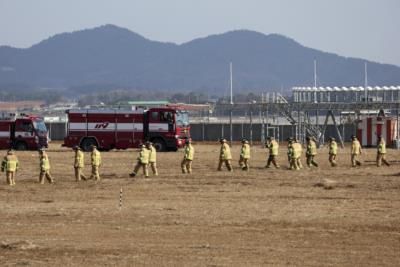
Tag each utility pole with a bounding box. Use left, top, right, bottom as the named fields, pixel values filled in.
left=229, top=62, right=233, bottom=145
left=314, top=59, right=317, bottom=103
left=364, top=62, right=368, bottom=103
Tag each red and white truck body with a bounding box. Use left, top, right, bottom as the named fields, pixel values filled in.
left=63, top=108, right=190, bottom=151
left=0, top=113, right=49, bottom=150
left=357, top=116, right=397, bottom=146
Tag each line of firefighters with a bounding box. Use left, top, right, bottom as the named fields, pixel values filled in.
left=1, top=135, right=391, bottom=186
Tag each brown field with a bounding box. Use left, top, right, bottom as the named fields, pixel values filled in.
left=1, top=142, right=400, bottom=266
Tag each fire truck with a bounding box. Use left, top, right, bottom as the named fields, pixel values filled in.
left=63, top=107, right=190, bottom=151
left=0, top=113, right=49, bottom=150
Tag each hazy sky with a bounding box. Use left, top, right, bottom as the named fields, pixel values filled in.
left=1, top=0, right=399, bottom=66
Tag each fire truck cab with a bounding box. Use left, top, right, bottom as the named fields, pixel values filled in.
left=0, top=113, right=49, bottom=150
left=63, top=107, right=190, bottom=151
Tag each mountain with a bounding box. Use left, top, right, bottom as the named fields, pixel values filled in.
left=1, top=24, right=399, bottom=94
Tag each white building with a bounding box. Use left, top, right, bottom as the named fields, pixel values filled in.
left=292, top=86, right=400, bottom=103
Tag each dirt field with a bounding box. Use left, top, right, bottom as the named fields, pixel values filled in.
left=1, top=142, right=400, bottom=266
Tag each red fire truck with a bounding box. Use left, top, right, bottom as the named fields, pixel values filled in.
left=63, top=107, right=190, bottom=151
left=0, top=113, right=49, bottom=150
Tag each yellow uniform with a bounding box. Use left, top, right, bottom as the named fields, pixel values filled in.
left=266, top=139, right=280, bottom=168
left=181, top=143, right=194, bottom=174
left=39, top=151, right=54, bottom=184
left=1, top=151, right=18, bottom=186
left=287, top=142, right=296, bottom=170
left=131, top=146, right=150, bottom=177
left=90, top=147, right=101, bottom=180
left=291, top=142, right=302, bottom=170
left=218, top=141, right=233, bottom=171
left=351, top=138, right=362, bottom=167
left=377, top=138, right=390, bottom=167
left=74, top=148, right=87, bottom=181
left=147, top=145, right=158, bottom=176
left=328, top=140, right=338, bottom=167
left=239, top=142, right=250, bottom=170
left=306, top=139, right=318, bottom=168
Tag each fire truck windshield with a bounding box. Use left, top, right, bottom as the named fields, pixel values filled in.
left=33, top=120, right=47, bottom=132
left=176, top=111, right=189, bottom=126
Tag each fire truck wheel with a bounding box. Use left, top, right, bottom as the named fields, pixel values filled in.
left=81, top=138, right=98, bottom=152
left=152, top=138, right=166, bottom=152
left=15, top=142, right=28, bottom=151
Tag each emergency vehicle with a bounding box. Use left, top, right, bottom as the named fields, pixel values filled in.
left=357, top=115, right=397, bottom=147
left=0, top=113, right=49, bottom=150
left=63, top=107, right=190, bottom=151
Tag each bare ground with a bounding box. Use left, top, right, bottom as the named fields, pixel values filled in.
left=1, top=142, right=400, bottom=266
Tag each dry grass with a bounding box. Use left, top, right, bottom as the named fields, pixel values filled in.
left=1, top=142, right=400, bottom=266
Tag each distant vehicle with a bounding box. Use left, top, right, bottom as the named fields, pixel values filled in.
left=0, top=113, right=49, bottom=150
left=63, top=107, right=190, bottom=151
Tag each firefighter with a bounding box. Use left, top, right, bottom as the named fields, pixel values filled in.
left=89, top=145, right=101, bottom=180
left=1, top=150, right=18, bottom=186
left=377, top=136, right=390, bottom=167
left=306, top=136, right=318, bottom=168
left=293, top=138, right=303, bottom=169
left=218, top=138, right=233, bottom=172
left=146, top=141, right=158, bottom=176
left=38, top=149, right=54, bottom=184
left=265, top=136, right=280, bottom=168
left=287, top=138, right=299, bottom=170
left=181, top=138, right=194, bottom=174
left=287, top=137, right=293, bottom=168
left=73, top=146, right=87, bottom=181
left=238, top=138, right=250, bottom=171
left=130, top=144, right=150, bottom=178
left=328, top=137, right=338, bottom=167
left=350, top=135, right=362, bottom=167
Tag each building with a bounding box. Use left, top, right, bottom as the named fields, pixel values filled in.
left=293, top=86, right=400, bottom=103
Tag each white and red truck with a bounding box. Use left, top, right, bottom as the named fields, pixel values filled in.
left=0, top=113, right=49, bottom=150
left=63, top=107, right=190, bottom=151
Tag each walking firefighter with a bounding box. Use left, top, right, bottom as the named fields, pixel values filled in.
left=130, top=144, right=150, bottom=178
left=218, top=138, right=233, bottom=172
left=292, top=138, right=303, bottom=170
left=287, top=138, right=299, bottom=170
left=89, top=145, right=101, bottom=180
left=377, top=136, right=390, bottom=167
left=265, top=136, right=280, bottom=169
left=328, top=137, right=338, bottom=167
left=146, top=141, right=158, bottom=176
left=239, top=138, right=250, bottom=171
left=73, top=146, right=87, bottom=181
left=181, top=138, right=194, bottom=174
left=1, top=150, right=18, bottom=186
left=38, top=149, right=54, bottom=184
left=305, top=136, right=318, bottom=168
left=350, top=135, right=362, bottom=167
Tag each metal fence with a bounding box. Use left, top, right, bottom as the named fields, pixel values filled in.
left=46, top=122, right=356, bottom=144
